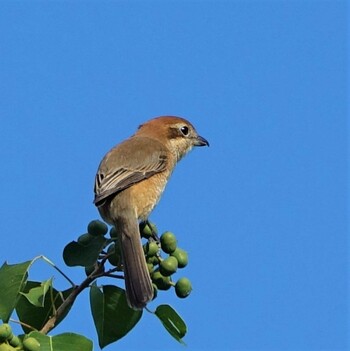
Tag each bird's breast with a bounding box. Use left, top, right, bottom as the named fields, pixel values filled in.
left=129, top=171, right=171, bottom=221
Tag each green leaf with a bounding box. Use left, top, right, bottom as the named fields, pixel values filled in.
left=20, top=277, right=53, bottom=307
left=155, top=304, right=187, bottom=344
left=25, top=331, right=93, bottom=351
left=90, top=283, right=142, bottom=349
left=16, top=281, right=73, bottom=333
left=63, top=236, right=107, bottom=267
left=0, top=260, right=32, bottom=322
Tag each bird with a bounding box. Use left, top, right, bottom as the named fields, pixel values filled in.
left=93, top=116, right=209, bottom=309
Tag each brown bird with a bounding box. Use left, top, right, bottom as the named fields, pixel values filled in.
left=93, top=116, right=209, bottom=309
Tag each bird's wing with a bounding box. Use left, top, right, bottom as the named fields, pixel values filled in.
left=94, top=137, right=168, bottom=205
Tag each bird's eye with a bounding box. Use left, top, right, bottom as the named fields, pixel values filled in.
left=180, top=126, right=189, bottom=136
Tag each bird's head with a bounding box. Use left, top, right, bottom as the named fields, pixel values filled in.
left=136, top=116, right=209, bottom=161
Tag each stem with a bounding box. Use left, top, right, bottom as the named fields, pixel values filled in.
left=49, top=282, right=57, bottom=316
left=145, top=306, right=155, bottom=314
left=40, top=262, right=106, bottom=334
left=10, top=318, right=37, bottom=332
left=103, top=273, right=124, bottom=279
left=40, top=256, right=75, bottom=287
left=40, top=280, right=88, bottom=334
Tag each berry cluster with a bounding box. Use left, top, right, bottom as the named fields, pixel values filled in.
left=84, top=220, right=192, bottom=301
left=0, top=324, right=39, bottom=351
left=139, top=222, right=192, bottom=299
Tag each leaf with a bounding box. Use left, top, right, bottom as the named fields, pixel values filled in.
left=16, top=281, right=73, bottom=333
left=90, top=283, right=142, bottom=349
left=0, top=260, right=32, bottom=322
left=20, top=277, right=53, bottom=307
left=63, top=236, right=107, bottom=267
left=25, top=331, right=93, bottom=351
left=155, top=304, right=187, bottom=344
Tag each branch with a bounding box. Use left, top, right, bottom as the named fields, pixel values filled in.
left=40, top=255, right=75, bottom=287
left=10, top=318, right=37, bottom=332
left=40, top=262, right=105, bottom=334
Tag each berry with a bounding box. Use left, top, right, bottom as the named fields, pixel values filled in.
left=77, top=233, right=94, bottom=245
left=171, top=248, right=188, bottom=268
left=107, top=243, right=121, bottom=267
left=23, top=337, right=40, bottom=351
left=160, top=231, right=177, bottom=253
left=0, top=324, right=12, bottom=342
left=147, top=255, right=159, bottom=265
left=159, top=256, right=178, bottom=276
left=175, top=277, right=192, bottom=298
left=151, top=270, right=172, bottom=290
left=145, top=241, right=159, bottom=257
left=109, top=226, right=118, bottom=239
left=9, top=335, right=21, bottom=348
left=0, top=343, right=16, bottom=351
left=87, top=220, right=108, bottom=236
left=140, top=222, right=158, bottom=239
left=147, top=262, right=154, bottom=273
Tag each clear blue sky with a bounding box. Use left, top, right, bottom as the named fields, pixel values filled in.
left=0, top=1, right=347, bottom=350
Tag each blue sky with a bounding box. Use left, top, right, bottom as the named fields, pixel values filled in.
left=0, top=1, right=347, bottom=350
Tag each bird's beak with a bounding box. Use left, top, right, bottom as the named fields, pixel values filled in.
left=194, top=135, right=209, bottom=147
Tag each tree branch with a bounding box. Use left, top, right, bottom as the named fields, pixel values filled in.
left=40, top=262, right=106, bottom=334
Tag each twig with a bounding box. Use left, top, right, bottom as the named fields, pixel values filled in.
left=40, top=256, right=75, bottom=287
left=40, top=262, right=105, bottom=334
left=10, top=318, right=37, bottom=332
left=103, top=273, right=124, bottom=279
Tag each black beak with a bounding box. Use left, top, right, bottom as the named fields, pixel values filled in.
left=194, top=135, right=209, bottom=147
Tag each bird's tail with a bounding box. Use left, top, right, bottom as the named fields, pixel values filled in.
left=115, top=215, right=153, bottom=310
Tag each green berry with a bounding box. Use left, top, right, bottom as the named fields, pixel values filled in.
left=0, top=343, right=16, bottom=351
left=171, top=248, right=188, bottom=268
left=139, top=222, right=152, bottom=238
left=147, top=255, right=159, bottom=265
left=149, top=222, right=158, bottom=234
left=151, top=270, right=172, bottom=290
left=23, top=337, right=40, bottom=351
left=175, top=277, right=192, bottom=298
left=9, top=335, right=21, bottom=348
left=145, top=241, right=159, bottom=257
left=77, top=233, right=94, bottom=245
left=147, top=262, right=154, bottom=273
left=109, top=226, right=118, bottom=239
left=87, top=220, right=108, bottom=236
left=107, top=243, right=121, bottom=267
left=160, top=231, right=177, bottom=253
left=0, top=324, right=12, bottom=342
left=139, top=222, right=158, bottom=239
left=159, top=256, right=178, bottom=276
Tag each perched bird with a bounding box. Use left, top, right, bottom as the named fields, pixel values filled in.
left=94, top=116, right=209, bottom=309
